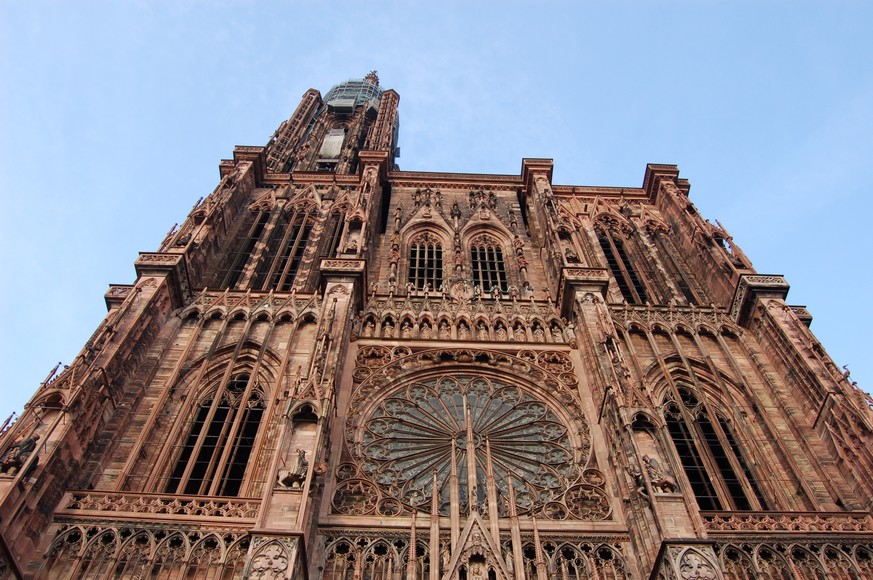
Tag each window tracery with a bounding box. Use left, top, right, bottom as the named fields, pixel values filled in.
left=596, top=226, right=648, bottom=304
left=252, top=204, right=316, bottom=291
left=407, top=232, right=443, bottom=292
left=341, top=373, right=596, bottom=518
left=164, top=373, right=265, bottom=497
left=663, top=387, right=766, bottom=511
left=470, top=235, right=507, bottom=293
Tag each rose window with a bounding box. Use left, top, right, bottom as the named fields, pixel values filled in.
left=346, top=375, right=580, bottom=515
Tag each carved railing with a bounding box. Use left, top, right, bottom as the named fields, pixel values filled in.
left=58, top=491, right=260, bottom=522
left=701, top=511, right=873, bottom=534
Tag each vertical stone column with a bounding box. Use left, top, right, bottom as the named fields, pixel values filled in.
left=254, top=258, right=366, bottom=576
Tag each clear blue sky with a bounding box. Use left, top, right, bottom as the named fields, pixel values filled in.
left=1, top=2, right=871, bottom=416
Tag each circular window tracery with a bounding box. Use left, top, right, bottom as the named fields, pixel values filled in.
left=347, top=374, right=581, bottom=516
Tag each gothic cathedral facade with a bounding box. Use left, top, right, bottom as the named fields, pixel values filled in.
left=1, top=73, right=872, bottom=579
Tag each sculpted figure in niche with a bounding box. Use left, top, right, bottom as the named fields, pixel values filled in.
left=644, top=454, right=678, bottom=493
left=564, top=246, right=580, bottom=263
left=382, top=319, right=395, bottom=338
left=0, top=434, right=40, bottom=475
left=451, top=202, right=461, bottom=227
left=513, top=322, right=526, bottom=341
left=626, top=463, right=649, bottom=498
left=420, top=321, right=432, bottom=339
left=551, top=323, right=564, bottom=343
left=564, top=319, right=577, bottom=348
left=401, top=320, right=413, bottom=339
left=438, top=320, right=451, bottom=339
left=495, top=323, right=508, bottom=342
left=471, top=562, right=486, bottom=580
left=362, top=319, right=375, bottom=338
left=277, top=448, right=308, bottom=489
left=458, top=322, right=470, bottom=340
left=533, top=324, right=546, bottom=343
left=477, top=321, right=489, bottom=341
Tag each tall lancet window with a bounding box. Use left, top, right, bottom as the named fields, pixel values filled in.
left=470, top=235, right=507, bottom=293
left=407, top=232, right=443, bottom=291
left=165, top=373, right=264, bottom=497
left=252, top=204, right=315, bottom=292
left=222, top=208, right=272, bottom=290
left=664, top=388, right=767, bottom=511
left=597, top=227, right=648, bottom=304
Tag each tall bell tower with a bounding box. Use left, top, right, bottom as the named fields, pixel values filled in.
left=1, top=74, right=871, bottom=579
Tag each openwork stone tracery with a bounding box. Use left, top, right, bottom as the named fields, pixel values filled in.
left=337, top=347, right=609, bottom=523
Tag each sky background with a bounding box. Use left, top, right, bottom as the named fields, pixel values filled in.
left=1, top=1, right=871, bottom=416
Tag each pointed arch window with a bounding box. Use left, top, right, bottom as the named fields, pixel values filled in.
left=321, top=210, right=345, bottom=259
left=222, top=208, right=272, bottom=289
left=664, top=388, right=767, bottom=511
left=165, top=373, right=264, bottom=497
left=470, top=235, right=507, bottom=293
left=407, top=233, right=443, bottom=291
left=252, top=204, right=315, bottom=292
left=597, top=227, right=647, bottom=304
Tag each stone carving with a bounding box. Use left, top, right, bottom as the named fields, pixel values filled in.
left=702, top=511, right=873, bottom=532
left=678, top=549, right=718, bottom=580
left=41, top=525, right=250, bottom=578
left=644, top=455, right=678, bottom=493
left=0, top=434, right=40, bottom=475
left=249, top=542, right=289, bottom=579
left=277, top=448, right=309, bottom=489
left=64, top=491, right=260, bottom=518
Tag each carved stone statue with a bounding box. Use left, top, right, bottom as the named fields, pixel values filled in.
left=278, top=448, right=309, bottom=488
left=458, top=322, right=470, bottom=340
left=362, top=320, right=375, bottom=337
left=564, top=246, right=580, bottom=263
left=551, top=323, right=564, bottom=343
left=533, top=324, right=546, bottom=343
left=0, top=434, right=40, bottom=475
left=495, top=324, right=508, bottom=342
left=420, top=321, right=432, bottom=339
left=513, top=235, right=524, bottom=256
left=644, top=455, right=678, bottom=493
left=439, top=320, right=451, bottom=339
left=382, top=320, right=395, bottom=338
left=401, top=321, right=413, bottom=338
left=626, top=463, right=648, bottom=497
left=477, top=322, right=489, bottom=341
left=454, top=251, right=464, bottom=274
